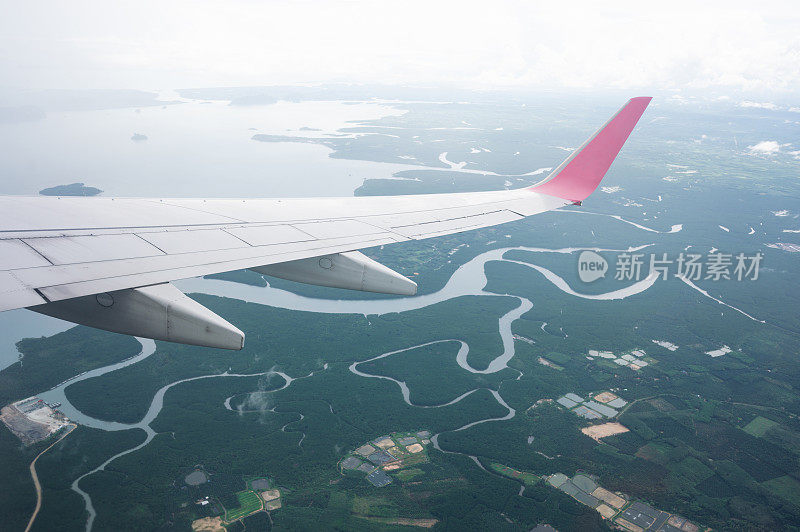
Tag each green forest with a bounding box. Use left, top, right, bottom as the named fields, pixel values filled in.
left=1, top=94, right=800, bottom=531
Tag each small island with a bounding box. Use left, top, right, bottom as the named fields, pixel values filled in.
left=131, top=133, right=148, bottom=142
left=39, top=182, right=102, bottom=196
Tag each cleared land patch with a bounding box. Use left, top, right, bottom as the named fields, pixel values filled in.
left=184, top=470, right=208, bottom=486
left=489, top=462, right=539, bottom=486
left=357, top=516, right=439, bottom=528
left=1, top=398, right=69, bottom=445
left=537, top=357, right=564, bottom=371
left=743, top=416, right=779, bottom=437
left=581, top=422, right=629, bottom=441
left=191, top=517, right=225, bottom=532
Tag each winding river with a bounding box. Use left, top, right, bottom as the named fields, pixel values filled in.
left=40, top=340, right=300, bottom=530
left=30, top=229, right=693, bottom=530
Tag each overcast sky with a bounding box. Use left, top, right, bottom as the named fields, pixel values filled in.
left=1, top=0, right=798, bottom=95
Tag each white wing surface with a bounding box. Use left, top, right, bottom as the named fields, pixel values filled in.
left=0, top=97, right=651, bottom=348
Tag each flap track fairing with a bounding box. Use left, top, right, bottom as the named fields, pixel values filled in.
left=251, top=251, right=417, bottom=296
left=30, top=283, right=244, bottom=350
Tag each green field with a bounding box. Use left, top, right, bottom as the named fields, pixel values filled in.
left=224, top=490, right=262, bottom=522
left=352, top=496, right=398, bottom=518
left=489, top=462, right=540, bottom=486
left=763, top=475, right=800, bottom=506
left=246, top=477, right=270, bottom=490
left=668, top=457, right=714, bottom=487
left=742, top=416, right=779, bottom=437
left=394, top=468, right=424, bottom=481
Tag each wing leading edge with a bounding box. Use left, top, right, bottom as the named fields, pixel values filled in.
left=0, top=97, right=651, bottom=348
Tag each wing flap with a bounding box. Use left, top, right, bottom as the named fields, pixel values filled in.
left=224, top=224, right=313, bottom=246
left=138, top=228, right=249, bottom=254
left=0, top=272, right=48, bottom=311
left=24, top=233, right=165, bottom=265
left=294, top=219, right=384, bottom=240
left=0, top=196, right=242, bottom=232
left=0, top=239, right=52, bottom=269
left=391, top=209, right=524, bottom=239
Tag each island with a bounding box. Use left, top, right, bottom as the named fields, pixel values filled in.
left=38, top=183, right=102, bottom=196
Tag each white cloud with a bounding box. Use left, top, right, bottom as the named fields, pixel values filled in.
left=0, top=0, right=799, bottom=92
left=739, top=101, right=780, bottom=110
left=747, top=140, right=788, bottom=155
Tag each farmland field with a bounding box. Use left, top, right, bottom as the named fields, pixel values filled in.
left=743, top=416, right=779, bottom=438
left=763, top=476, right=800, bottom=507
left=490, top=462, right=540, bottom=486
left=394, top=468, right=424, bottom=481
left=224, top=490, right=261, bottom=522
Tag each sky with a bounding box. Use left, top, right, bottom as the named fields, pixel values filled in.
left=1, top=0, right=799, bottom=95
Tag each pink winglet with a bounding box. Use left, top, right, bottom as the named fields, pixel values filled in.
left=530, top=97, right=652, bottom=203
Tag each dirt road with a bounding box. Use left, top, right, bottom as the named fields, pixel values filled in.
left=25, top=423, right=76, bottom=532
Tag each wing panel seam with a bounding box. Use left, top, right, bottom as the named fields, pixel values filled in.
left=19, top=239, right=55, bottom=266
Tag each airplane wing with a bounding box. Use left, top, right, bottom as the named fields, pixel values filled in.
left=0, top=97, right=651, bottom=349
